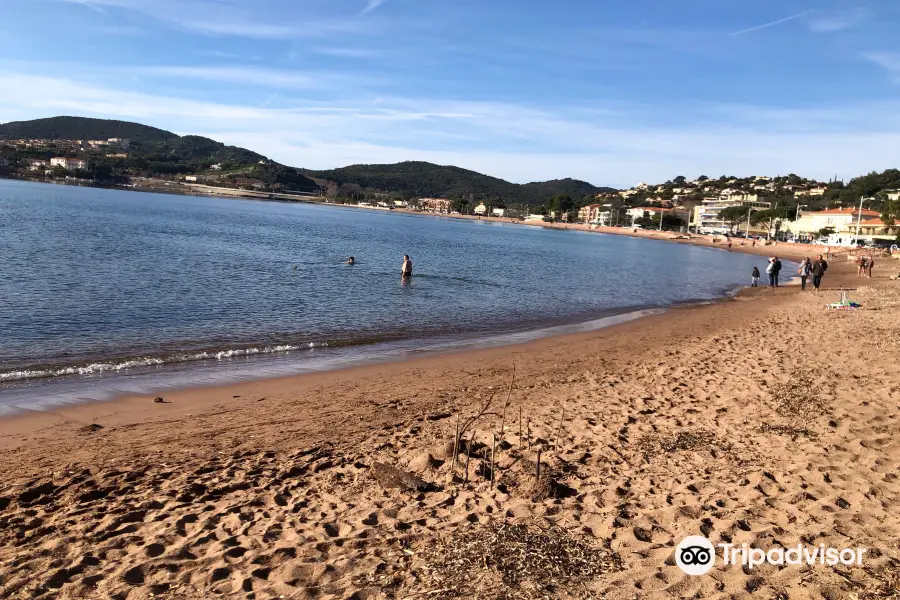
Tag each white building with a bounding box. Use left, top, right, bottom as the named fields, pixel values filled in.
left=491, top=207, right=506, bottom=218
left=50, top=157, right=87, bottom=170
left=691, top=196, right=771, bottom=234
left=473, top=203, right=488, bottom=215
left=783, top=207, right=882, bottom=238
left=578, top=203, right=604, bottom=223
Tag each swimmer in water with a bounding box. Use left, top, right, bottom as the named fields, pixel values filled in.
left=401, top=254, right=413, bottom=277
left=346, top=256, right=355, bottom=265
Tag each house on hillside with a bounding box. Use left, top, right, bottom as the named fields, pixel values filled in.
left=473, top=203, right=488, bottom=215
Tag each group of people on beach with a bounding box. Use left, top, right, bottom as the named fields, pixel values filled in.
left=856, top=254, right=876, bottom=278
left=751, top=255, right=828, bottom=291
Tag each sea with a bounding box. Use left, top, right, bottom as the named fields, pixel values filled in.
left=0, top=179, right=779, bottom=414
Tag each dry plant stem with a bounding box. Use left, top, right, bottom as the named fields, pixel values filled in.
left=536, top=448, right=542, bottom=482
left=526, top=417, right=531, bottom=449
left=518, top=406, right=523, bottom=451
left=555, top=404, right=565, bottom=453
left=465, top=430, right=475, bottom=484
left=457, top=392, right=497, bottom=454
left=498, top=363, right=515, bottom=443
left=448, top=413, right=461, bottom=483
left=490, top=433, right=497, bottom=488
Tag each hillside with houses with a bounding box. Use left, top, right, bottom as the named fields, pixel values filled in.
left=576, top=172, right=900, bottom=247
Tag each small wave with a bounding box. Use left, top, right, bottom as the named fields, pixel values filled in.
left=0, top=343, right=329, bottom=383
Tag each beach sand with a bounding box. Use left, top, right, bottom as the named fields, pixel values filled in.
left=1, top=255, right=899, bottom=599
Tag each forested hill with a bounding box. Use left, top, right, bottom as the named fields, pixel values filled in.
left=0, top=116, right=320, bottom=191
left=305, top=161, right=616, bottom=206
left=0, top=116, right=177, bottom=142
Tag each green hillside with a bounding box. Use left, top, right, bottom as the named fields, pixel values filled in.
left=0, top=116, right=177, bottom=142
left=0, top=117, right=319, bottom=192
left=306, top=161, right=615, bottom=206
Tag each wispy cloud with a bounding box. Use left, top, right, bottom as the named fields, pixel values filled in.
left=729, top=10, right=812, bottom=37
left=362, top=0, right=387, bottom=14
left=312, top=46, right=384, bottom=59
left=138, top=65, right=384, bottom=90
left=55, top=0, right=372, bottom=39
left=863, top=53, right=900, bottom=83
left=807, top=8, right=868, bottom=33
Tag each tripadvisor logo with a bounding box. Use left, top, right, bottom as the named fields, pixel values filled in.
left=675, top=536, right=716, bottom=575
left=675, top=535, right=867, bottom=576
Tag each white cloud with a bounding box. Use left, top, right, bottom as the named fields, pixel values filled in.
left=2, top=71, right=900, bottom=187
left=138, top=65, right=376, bottom=90
left=729, top=11, right=812, bottom=37
left=55, top=0, right=369, bottom=39
left=807, top=9, right=868, bottom=33
left=863, top=53, right=900, bottom=83
left=362, top=0, right=387, bottom=14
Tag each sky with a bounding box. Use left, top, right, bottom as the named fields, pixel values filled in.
left=0, top=0, right=898, bottom=187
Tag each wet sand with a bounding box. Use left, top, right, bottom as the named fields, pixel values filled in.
left=1, top=256, right=899, bottom=599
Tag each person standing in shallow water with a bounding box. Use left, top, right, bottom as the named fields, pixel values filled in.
left=751, top=266, right=760, bottom=287
left=401, top=255, right=413, bottom=277
left=773, top=256, right=782, bottom=287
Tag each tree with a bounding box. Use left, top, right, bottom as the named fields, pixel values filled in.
left=673, top=175, right=686, bottom=184
left=751, top=206, right=794, bottom=239
left=697, top=175, right=709, bottom=182
left=718, top=205, right=749, bottom=233
left=880, top=196, right=900, bottom=227
left=818, top=227, right=835, bottom=239
left=661, top=212, right=685, bottom=231
left=547, top=194, right=574, bottom=219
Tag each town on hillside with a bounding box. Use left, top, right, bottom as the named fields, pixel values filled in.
left=575, top=174, right=900, bottom=248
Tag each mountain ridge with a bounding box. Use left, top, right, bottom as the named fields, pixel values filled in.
left=1, top=117, right=616, bottom=205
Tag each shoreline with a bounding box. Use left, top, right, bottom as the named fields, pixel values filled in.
left=0, top=261, right=815, bottom=446
left=2, top=258, right=899, bottom=600
left=0, top=257, right=787, bottom=417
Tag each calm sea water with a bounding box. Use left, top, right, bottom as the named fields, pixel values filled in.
left=0, top=180, right=776, bottom=411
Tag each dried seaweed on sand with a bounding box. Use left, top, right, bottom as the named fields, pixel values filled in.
left=414, top=521, right=623, bottom=599
left=769, top=373, right=833, bottom=419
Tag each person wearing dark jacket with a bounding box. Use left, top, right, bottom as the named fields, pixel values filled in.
left=772, top=257, right=782, bottom=287
left=751, top=266, right=760, bottom=287
left=811, top=255, right=828, bottom=291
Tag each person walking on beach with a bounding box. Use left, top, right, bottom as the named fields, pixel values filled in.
left=401, top=255, right=413, bottom=277
left=857, top=255, right=866, bottom=278
left=866, top=254, right=875, bottom=278
left=773, top=256, right=782, bottom=287
left=751, top=266, right=760, bottom=287
left=798, top=257, right=811, bottom=290
left=812, top=255, right=828, bottom=291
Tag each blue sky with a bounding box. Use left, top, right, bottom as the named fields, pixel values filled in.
left=0, top=0, right=898, bottom=187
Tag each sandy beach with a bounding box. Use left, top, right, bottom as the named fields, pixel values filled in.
left=1, top=251, right=899, bottom=599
